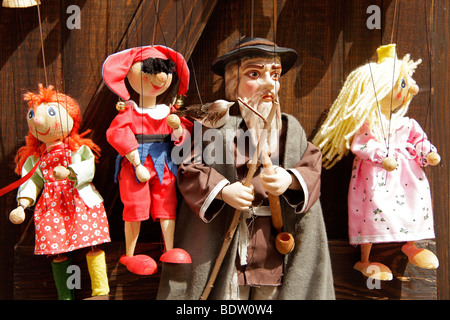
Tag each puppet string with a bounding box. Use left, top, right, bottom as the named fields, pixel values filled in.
left=390, top=0, right=400, bottom=44
left=152, top=0, right=159, bottom=46
left=36, top=2, right=48, bottom=88
left=421, top=0, right=434, bottom=156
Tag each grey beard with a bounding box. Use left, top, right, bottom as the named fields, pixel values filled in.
left=238, top=93, right=281, bottom=156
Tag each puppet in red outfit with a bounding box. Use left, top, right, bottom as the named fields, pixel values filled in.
left=102, top=46, right=192, bottom=275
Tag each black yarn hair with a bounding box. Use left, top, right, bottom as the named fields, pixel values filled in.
left=141, top=58, right=176, bottom=75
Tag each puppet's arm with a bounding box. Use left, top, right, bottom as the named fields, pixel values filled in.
left=178, top=161, right=231, bottom=222
left=167, top=114, right=183, bottom=141
left=350, top=122, right=388, bottom=166
left=219, top=182, right=254, bottom=211
left=10, top=156, right=44, bottom=224
left=408, top=118, right=440, bottom=166
left=9, top=198, right=32, bottom=224
left=260, top=142, right=322, bottom=214
left=124, top=149, right=151, bottom=182
left=53, top=145, right=97, bottom=185
left=106, top=111, right=150, bottom=182
left=260, top=167, right=293, bottom=197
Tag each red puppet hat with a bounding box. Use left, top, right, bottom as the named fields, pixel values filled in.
left=102, top=45, right=189, bottom=101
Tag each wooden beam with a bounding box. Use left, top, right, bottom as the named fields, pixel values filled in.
left=429, top=0, right=450, bottom=300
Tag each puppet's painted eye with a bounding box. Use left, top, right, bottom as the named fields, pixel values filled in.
left=47, top=106, right=57, bottom=117
left=400, top=79, right=407, bottom=89
left=246, top=71, right=260, bottom=79
left=27, top=109, right=35, bottom=119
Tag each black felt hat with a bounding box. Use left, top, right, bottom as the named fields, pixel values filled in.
left=211, top=37, right=298, bottom=77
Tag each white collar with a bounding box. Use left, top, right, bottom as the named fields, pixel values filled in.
left=127, top=100, right=170, bottom=120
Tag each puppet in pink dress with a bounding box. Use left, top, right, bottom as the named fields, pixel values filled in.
left=10, top=85, right=110, bottom=299
left=313, top=44, right=440, bottom=281
left=102, top=46, right=192, bottom=275
left=348, top=118, right=436, bottom=246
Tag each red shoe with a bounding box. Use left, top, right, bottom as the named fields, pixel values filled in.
left=119, top=254, right=157, bottom=275
left=160, top=248, right=192, bottom=264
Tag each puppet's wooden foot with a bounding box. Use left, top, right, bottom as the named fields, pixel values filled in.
left=354, top=261, right=393, bottom=281
left=401, top=243, right=439, bottom=269
left=119, top=254, right=157, bottom=275
left=160, top=248, right=192, bottom=264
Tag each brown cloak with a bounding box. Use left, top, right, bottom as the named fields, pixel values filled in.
left=157, top=113, right=335, bottom=300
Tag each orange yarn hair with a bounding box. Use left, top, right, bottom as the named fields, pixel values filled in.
left=15, top=84, right=101, bottom=174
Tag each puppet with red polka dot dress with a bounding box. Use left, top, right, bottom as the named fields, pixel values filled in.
left=102, top=46, right=192, bottom=276
left=9, top=85, right=111, bottom=299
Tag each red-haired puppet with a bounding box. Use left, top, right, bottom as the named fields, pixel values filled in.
left=9, top=85, right=111, bottom=299
left=102, top=46, right=192, bottom=275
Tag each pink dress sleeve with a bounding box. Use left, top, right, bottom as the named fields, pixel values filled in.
left=350, top=122, right=387, bottom=166
left=407, top=118, right=437, bottom=167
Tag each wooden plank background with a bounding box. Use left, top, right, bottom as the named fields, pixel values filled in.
left=0, top=0, right=448, bottom=300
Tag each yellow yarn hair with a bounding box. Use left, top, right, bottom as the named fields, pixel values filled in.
left=86, top=249, right=110, bottom=296
left=313, top=44, right=421, bottom=169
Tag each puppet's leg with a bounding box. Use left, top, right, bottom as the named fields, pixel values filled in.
left=401, top=241, right=439, bottom=269
left=354, top=243, right=393, bottom=281
left=118, top=162, right=157, bottom=275
left=86, top=248, right=109, bottom=296
left=119, top=221, right=158, bottom=275
left=124, top=221, right=141, bottom=257
left=51, top=255, right=75, bottom=300
left=159, top=219, right=191, bottom=264
left=152, top=167, right=191, bottom=264
left=161, top=219, right=175, bottom=251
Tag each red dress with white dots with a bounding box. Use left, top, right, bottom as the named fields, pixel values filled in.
left=33, top=145, right=110, bottom=255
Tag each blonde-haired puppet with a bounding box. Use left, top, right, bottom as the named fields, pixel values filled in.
left=313, top=44, right=440, bottom=280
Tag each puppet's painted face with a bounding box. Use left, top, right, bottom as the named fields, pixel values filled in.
left=379, top=72, right=419, bottom=116
left=237, top=57, right=282, bottom=108
left=237, top=57, right=282, bottom=153
left=127, top=61, right=173, bottom=97
left=27, top=102, right=74, bottom=145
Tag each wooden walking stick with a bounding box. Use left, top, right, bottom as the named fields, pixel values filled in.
left=200, top=99, right=280, bottom=300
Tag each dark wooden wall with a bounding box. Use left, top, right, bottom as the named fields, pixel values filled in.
left=0, top=0, right=448, bottom=300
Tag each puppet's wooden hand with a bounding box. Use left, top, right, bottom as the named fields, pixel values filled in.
left=167, top=114, right=181, bottom=129
left=167, top=114, right=183, bottom=141
left=260, top=167, right=293, bottom=196
left=382, top=157, right=397, bottom=171
left=125, top=150, right=150, bottom=182
left=9, top=207, right=25, bottom=224
left=9, top=198, right=31, bottom=224
left=9, top=198, right=32, bottom=224
left=53, top=166, right=72, bottom=180
left=427, top=152, right=441, bottom=166
left=221, top=182, right=254, bottom=211
left=135, top=164, right=150, bottom=182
